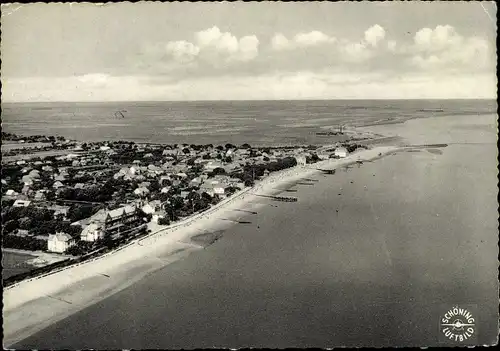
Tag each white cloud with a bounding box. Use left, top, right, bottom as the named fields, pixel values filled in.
left=410, top=25, right=492, bottom=71
left=166, top=40, right=200, bottom=62
left=364, top=24, right=386, bottom=47
left=193, top=26, right=259, bottom=61
left=271, top=31, right=335, bottom=50
left=339, top=40, right=373, bottom=63
left=414, top=25, right=462, bottom=51
left=235, top=35, right=259, bottom=61
left=76, top=73, right=111, bottom=87
left=294, top=31, right=335, bottom=46
left=271, top=33, right=291, bottom=50
left=387, top=40, right=397, bottom=52
left=195, top=26, right=225, bottom=48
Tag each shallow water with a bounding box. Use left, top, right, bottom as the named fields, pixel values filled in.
left=12, top=113, right=498, bottom=348
left=2, top=99, right=495, bottom=146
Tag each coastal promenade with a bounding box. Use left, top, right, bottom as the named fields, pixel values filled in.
left=3, top=145, right=401, bottom=347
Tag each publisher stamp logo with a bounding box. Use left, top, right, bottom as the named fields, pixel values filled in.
left=439, top=305, right=477, bottom=344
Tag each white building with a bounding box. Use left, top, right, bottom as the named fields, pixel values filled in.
left=80, top=223, right=104, bottom=242
left=294, top=155, right=307, bottom=166
left=66, top=153, right=80, bottom=160
left=134, top=187, right=150, bottom=197
left=142, top=200, right=161, bottom=214
left=48, top=232, right=75, bottom=253
left=213, top=186, right=225, bottom=196
left=13, top=199, right=31, bottom=208
left=334, top=147, right=348, bottom=158
left=53, top=181, right=65, bottom=189
left=5, top=189, right=18, bottom=197
left=152, top=213, right=166, bottom=224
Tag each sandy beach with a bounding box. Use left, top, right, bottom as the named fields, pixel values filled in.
left=3, top=145, right=401, bottom=347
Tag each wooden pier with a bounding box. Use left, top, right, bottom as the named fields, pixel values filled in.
left=255, top=194, right=298, bottom=202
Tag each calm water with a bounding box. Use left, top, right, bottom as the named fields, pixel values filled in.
left=2, top=100, right=496, bottom=146
left=13, top=112, right=498, bottom=348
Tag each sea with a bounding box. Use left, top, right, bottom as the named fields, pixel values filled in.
left=4, top=100, right=499, bottom=348
left=1, top=99, right=496, bottom=146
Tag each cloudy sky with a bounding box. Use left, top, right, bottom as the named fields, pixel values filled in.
left=1, top=1, right=497, bottom=101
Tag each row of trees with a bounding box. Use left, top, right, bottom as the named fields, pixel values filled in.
left=162, top=191, right=215, bottom=221
left=232, top=156, right=298, bottom=186
left=3, top=216, right=83, bottom=237
left=3, top=235, right=47, bottom=251
left=2, top=203, right=92, bottom=236
left=1, top=132, right=65, bottom=143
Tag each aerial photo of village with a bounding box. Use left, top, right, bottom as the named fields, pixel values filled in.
left=2, top=1, right=497, bottom=349
left=2, top=130, right=367, bottom=282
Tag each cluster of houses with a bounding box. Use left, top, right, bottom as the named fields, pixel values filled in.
left=2, top=137, right=352, bottom=254
left=46, top=204, right=144, bottom=253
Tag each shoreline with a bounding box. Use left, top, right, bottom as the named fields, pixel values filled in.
left=3, top=144, right=403, bottom=347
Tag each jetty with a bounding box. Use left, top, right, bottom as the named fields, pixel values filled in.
left=303, top=178, right=319, bottom=182
left=317, top=168, right=336, bottom=175
left=255, top=194, right=298, bottom=202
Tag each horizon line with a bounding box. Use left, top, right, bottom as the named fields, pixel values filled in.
left=2, top=97, right=496, bottom=104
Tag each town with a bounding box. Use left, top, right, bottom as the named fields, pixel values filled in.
left=2, top=132, right=363, bottom=282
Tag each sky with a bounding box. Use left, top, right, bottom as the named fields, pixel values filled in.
left=1, top=1, right=497, bottom=102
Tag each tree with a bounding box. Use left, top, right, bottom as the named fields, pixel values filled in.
left=225, top=186, right=239, bottom=196
left=241, top=143, right=251, bottom=149
left=102, top=231, right=114, bottom=249
left=46, top=190, right=56, bottom=201
left=187, top=191, right=201, bottom=202
left=3, top=219, right=19, bottom=233
left=244, top=179, right=254, bottom=187
left=201, top=192, right=212, bottom=202
left=2, top=199, right=15, bottom=208
left=224, top=156, right=232, bottom=163
left=216, top=145, right=224, bottom=151
left=149, top=180, right=161, bottom=193
left=68, top=204, right=95, bottom=222
left=158, top=217, right=170, bottom=225
left=18, top=217, right=32, bottom=230
left=211, top=167, right=226, bottom=176
left=211, top=194, right=221, bottom=205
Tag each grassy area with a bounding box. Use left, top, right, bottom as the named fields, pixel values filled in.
left=2, top=251, right=37, bottom=280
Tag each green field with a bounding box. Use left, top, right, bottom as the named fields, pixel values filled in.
left=2, top=250, right=37, bottom=280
